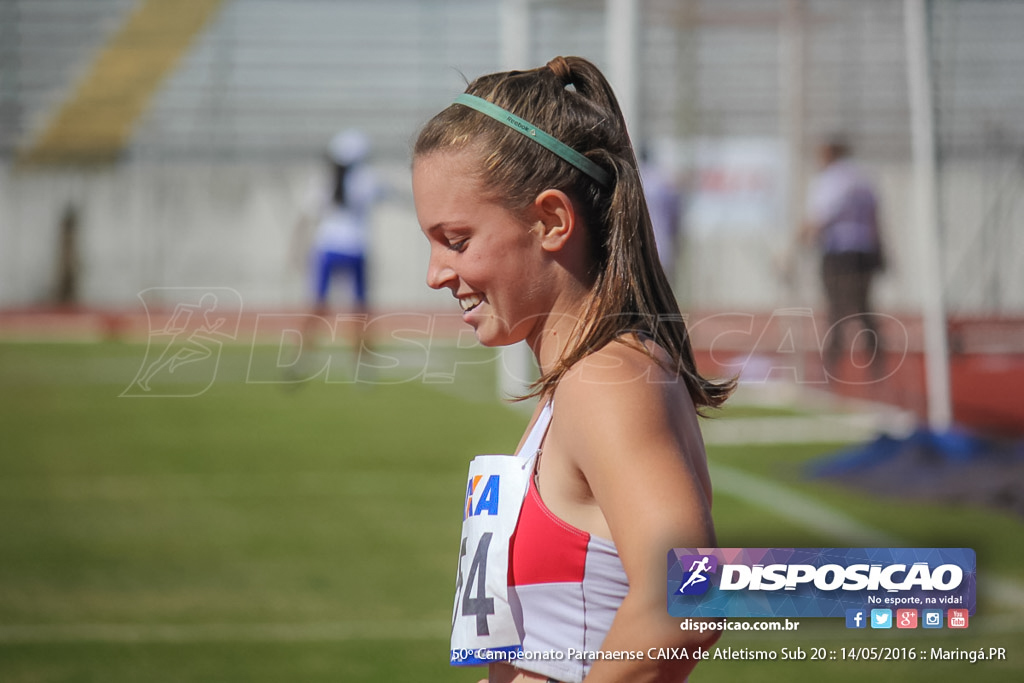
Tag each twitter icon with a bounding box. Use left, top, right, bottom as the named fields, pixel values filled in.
left=870, top=609, right=892, bottom=629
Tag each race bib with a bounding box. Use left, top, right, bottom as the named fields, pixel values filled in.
left=450, top=453, right=533, bottom=666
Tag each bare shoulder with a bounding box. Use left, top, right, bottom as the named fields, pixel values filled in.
left=550, top=338, right=702, bottom=469
left=548, top=338, right=715, bottom=557
left=554, top=337, right=691, bottom=425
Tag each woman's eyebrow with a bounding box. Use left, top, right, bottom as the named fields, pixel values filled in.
left=426, top=221, right=471, bottom=236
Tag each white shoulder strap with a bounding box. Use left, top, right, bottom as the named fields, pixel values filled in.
left=516, top=400, right=553, bottom=460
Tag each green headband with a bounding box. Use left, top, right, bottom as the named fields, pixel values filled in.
left=453, top=93, right=611, bottom=187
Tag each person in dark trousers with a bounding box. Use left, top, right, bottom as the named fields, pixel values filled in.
left=802, top=138, right=886, bottom=378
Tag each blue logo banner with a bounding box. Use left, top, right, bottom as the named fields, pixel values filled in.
left=667, top=548, right=976, bottom=618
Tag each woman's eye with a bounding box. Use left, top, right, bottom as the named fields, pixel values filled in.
left=448, top=238, right=468, bottom=253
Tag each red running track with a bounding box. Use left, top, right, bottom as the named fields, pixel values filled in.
left=2, top=307, right=1022, bottom=436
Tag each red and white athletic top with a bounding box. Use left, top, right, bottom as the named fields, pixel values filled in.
left=507, top=402, right=629, bottom=683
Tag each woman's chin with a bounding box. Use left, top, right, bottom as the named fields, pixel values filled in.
left=468, top=323, right=510, bottom=348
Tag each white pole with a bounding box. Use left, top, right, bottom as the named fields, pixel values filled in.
left=781, top=0, right=806, bottom=262
left=498, top=0, right=536, bottom=401
left=606, top=0, right=640, bottom=138
left=780, top=0, right=808, bottom=381
left=904, top=0, right=952, bottom=431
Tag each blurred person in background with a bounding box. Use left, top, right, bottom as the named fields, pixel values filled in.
left=292, top=129, right=381, bottom=351
left=801, top=137, right=886, bottom=378
left=55, top=202, right=81, bottom=307
left=414, top=55, right=733, bottom=683
left=639, top=147, right=684, bottom=287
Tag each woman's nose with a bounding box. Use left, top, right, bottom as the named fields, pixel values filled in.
left=426, top=253, right=456, bottom=291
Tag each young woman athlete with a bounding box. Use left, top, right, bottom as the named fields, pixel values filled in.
left=413, top=56, right=734, bottom=683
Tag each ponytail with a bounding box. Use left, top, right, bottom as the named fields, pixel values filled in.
left=550, top=134, right=734, bottom=412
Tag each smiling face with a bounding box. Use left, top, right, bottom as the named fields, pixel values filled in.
left=413, top=149, right=556, bottom=348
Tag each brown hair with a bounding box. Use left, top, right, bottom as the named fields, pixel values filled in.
left=415, top=56, right=734, bottom=410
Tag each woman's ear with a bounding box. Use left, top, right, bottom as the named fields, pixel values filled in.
left=532, top=189, right=577, bottom=253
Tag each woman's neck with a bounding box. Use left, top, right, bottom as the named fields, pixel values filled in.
left=527, top=281, right=593, bottom=375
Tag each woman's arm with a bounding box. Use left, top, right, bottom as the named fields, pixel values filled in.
left=549, top=341, right=721, bottom=682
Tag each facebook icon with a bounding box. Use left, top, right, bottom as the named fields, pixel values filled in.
left=846, top=609, right=867, bottom=629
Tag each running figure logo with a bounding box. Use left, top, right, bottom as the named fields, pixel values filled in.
left=123, top=288, right=243, bottom=397
left=676, top=554, right=718, bottom=596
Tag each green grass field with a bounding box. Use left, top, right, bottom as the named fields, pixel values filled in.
left=1, top=342, right=1020, bottom=682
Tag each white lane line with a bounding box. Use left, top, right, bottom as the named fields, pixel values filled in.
left=701, top=413, right=916, bottom=445
left=712, top=462, right=901, bottom=546
left=712, top=462, right=1024, bottom=612
left=0, top=620, right=450, bottom=644
left=0, top=470, right=458, bottom=501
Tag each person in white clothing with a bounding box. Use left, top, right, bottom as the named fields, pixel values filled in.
left=293, top=129, right=380, bottom=351
left=801, top=138, right=886, bottom=377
